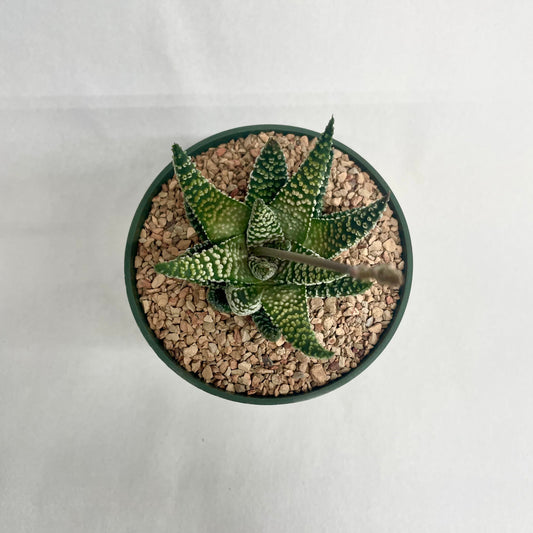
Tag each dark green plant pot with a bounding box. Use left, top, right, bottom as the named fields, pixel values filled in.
left=125, top=124, right=413, bottom=404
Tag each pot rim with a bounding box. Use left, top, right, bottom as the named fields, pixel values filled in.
left=124, top=123, right=413, bottom=404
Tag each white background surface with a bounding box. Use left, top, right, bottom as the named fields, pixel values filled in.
left=1, top=1, right=532, bottom=532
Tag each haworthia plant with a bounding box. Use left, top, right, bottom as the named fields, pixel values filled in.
left=156, top=118, right=394, bottom=360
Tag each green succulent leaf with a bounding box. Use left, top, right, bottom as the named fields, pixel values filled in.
left=155, top=235, right=256, bottom=286
left=181, top=241, right=213, bottom=256
left=269, top=118, right=334, bottom=242
left=304, top=197, right=388, bottom=259
left=306, top=277, right=372, bottom=298
left=251, top=308, right=281, bottom=342
left=172, top=143, right=250, bottom=243
left=184, top=199, right=208, bottom=241
left=246, top=138, right=288, bottom=207
left=207, top=286, right=231, bottom=314
left=246, top=198, right=286, bottom=247
left=273, top=243, right=346, bottom=286
left=313, top=148, right=334, bottom=217
left=248, top=255, right=279, bottom=281
left=226, top=286, right=264, bottom=316
left=261, top=285, right=333, bottom=360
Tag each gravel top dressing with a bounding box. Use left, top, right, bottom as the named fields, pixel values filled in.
left=135, top=132, right=404, bottom=397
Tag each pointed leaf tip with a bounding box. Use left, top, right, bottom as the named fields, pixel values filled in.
left=269, top=119, right=335, bottom=242
left=246, top=137, right=288, bottom=207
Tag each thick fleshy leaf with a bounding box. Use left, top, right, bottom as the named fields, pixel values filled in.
left=251, top=308, right=281, bottom=342
left=261, top=285, right=333, bottom=359
left=306, top=277, right=372, bottom=298
left=172, top=143, right=250, bottom=243
left=154, top=235, right=256, bottom=285
left=269, top=118, right=334, bottom=241
left=272, top=243, right=345, bottom=286
left=246, top=138, right=288, bottom=207
left=184, top=199, right=208, bottom=241
left=225, top=286, right=263, bottom=316
left=248, top=255, right=279, bottom=281
left=304, top=197, right=388, bottom=258
left=181, top=241, right=212, bottom=256
left=313, top=148, right=334, bottom=217
left=246, top=198, right=286, bottom=247
left=207, top=286, right=231, bottom=314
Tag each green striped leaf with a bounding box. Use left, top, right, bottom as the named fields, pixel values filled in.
left=172, top=143, right=250, bottom=243
left=207, top=286, right=231, bottom=314
left=306, top=278, right=372, bottom=298
left=262, top=285, right=333, bottom=360
left=155, top=235, right=256, bottom=285
left=184, top=198, right=208, bottom=241
left=251, top=308, right=281, bottom=342
left=269, top=118, right=334, bottom=241
left=248, top=255, right=279, bottom=281
left=246, top=198, right=286, bottom=247
left=246, top=138, right=288, bottom=207
left=313, top=148, right=333, bottom=217
left=304, top=197, right=387, bottom=258
left=226, top=286, right=264, bottom=316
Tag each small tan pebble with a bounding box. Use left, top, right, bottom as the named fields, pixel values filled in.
left=157, top=294, right=169, bottom=307
left=186, top=227, right=196, bottom=239
left=328, top=360, right=340, bottom=372
left=310, top=364, right=328, bottom=385
left=238, top=361, right=252, bottom=372
left=226, top=383, right=235, bottom=393
left=295, top=352, right=307, bottom=363
left=369, top=241, right=383, bottom=254
left=369, top=324, right=382, bottom=334
left=323, top=317, right=335, bottom=331
left=202, top=365, right=213, bottom=381
left=383, top=238, right=397, bottom=252
left=152, top=274, right=166, bottom=289
left=216, top=147, right=226, bottom=156
left=234, top=316, right=246, bottom=327
left=271, top=374, right=282, bottom=385
left=386, top=296, right=394, bottom=305
left=324, top=297, right=336, bottom=314
left=365, top=317, right=374, bottom=327
left=183, top=345, right=198, bottom=357
left=238, top=374, right=251, bottom=386
left=203, top=316, right=215, bottom=332
left=258, top=132, right=269, bottom=143
left=279, top=384, right=290, bottom=395
left=372, top=307, right=383, bottom=319
left=310, top=298, right=322, bottom=310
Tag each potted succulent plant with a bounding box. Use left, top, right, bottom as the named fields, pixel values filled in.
left=125, top=118, right=412, bottom=404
